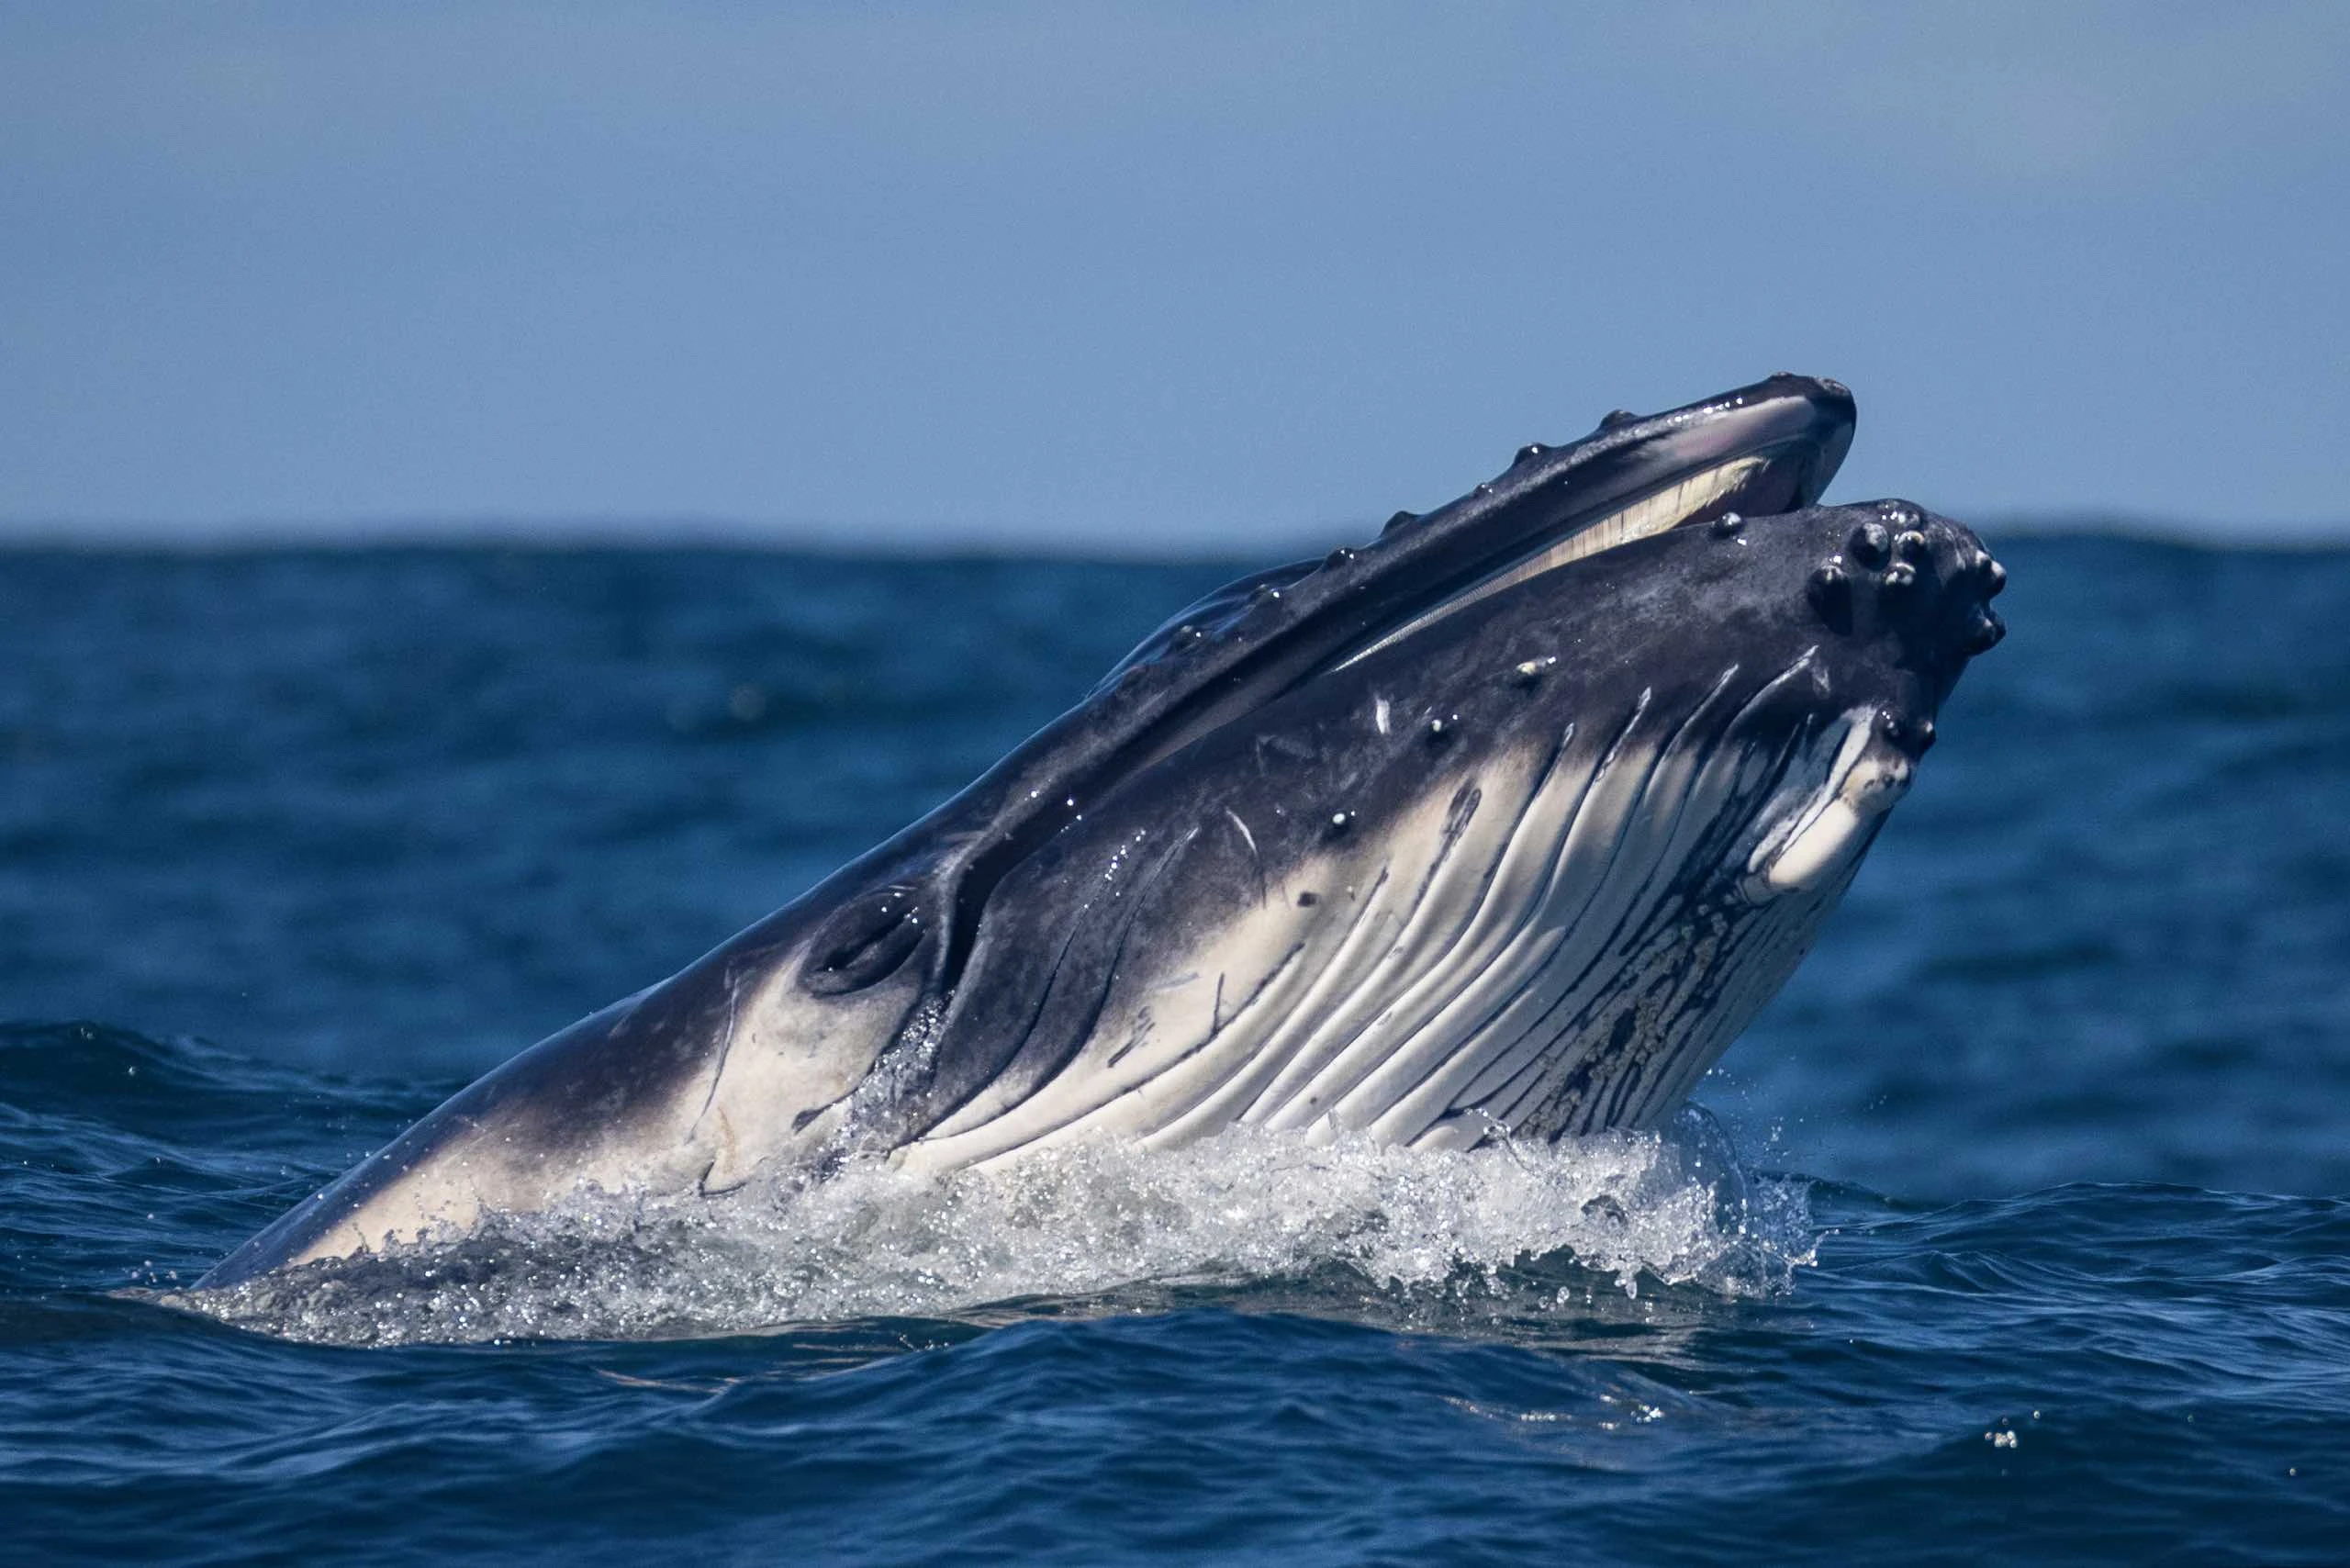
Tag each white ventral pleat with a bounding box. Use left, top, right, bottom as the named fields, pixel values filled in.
left=1744, top=711, right=1914, bottom=899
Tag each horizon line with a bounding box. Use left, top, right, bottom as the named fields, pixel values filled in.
left=0, top=509, right=2345, bottom=562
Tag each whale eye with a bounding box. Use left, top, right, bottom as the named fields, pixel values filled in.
left=801, top=886, right=925, bottom=995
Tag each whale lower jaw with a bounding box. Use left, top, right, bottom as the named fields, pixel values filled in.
left=895, top=675, right=1877, bottom=1176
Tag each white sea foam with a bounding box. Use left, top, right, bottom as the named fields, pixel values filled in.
left=178, top=1109, right=1816, bottom=1348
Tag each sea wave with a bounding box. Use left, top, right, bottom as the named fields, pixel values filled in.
left=173, top=1110, right=1814, bottom=1348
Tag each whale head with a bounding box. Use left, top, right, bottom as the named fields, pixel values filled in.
left=890, top=491, right=2002, bottom=1164
left=200, top=375, right=2004, bottom=1286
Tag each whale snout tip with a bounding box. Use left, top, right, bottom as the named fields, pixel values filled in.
left=1803, top=499, right=2007, bottom=671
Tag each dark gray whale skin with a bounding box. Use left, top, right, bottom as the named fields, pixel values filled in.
left=202, top=374, right=2005, bottom=1287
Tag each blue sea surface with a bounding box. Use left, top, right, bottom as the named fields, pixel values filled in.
left=5, top=537, right=2349, bottom=1563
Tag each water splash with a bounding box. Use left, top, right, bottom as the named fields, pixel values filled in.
left=171, top=1110, right=1815, bottom=1347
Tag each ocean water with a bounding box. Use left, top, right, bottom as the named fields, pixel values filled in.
left=5, top=536, right=2349, bottom=1564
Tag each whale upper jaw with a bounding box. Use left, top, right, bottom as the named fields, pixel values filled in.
left=198, top=375, right=2009, bottom=1293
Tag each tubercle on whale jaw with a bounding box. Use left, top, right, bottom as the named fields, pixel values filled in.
left=1798, top=499, right=2009, bottom=675
left=1875, top=709, right=1937, bottom=756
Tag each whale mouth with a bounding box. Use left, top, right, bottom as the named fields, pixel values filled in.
left=930, top=375, right=1856, bottom=996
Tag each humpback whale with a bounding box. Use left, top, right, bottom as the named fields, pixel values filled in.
left=200, top=374, right=2006, bottom=1288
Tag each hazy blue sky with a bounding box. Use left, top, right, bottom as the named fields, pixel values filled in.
left=3, top=3, right=2345, bottom=548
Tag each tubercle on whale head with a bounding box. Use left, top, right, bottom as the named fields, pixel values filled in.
left=1795, top=498, right=2008, bottom=710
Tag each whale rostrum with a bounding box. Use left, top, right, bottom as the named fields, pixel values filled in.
left=200, top=375, right=2005, bottom=1287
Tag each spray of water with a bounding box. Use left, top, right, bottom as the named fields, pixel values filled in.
left=174, top=1109, right=1817, bottom=1347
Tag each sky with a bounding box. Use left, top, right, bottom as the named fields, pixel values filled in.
left=2, top=2, right=2345, bottom=551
